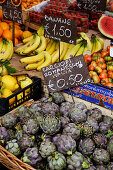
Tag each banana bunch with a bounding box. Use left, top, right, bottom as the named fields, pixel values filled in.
left=91, top=34, right=104, bottom=54
left=0, top=38, right=13, bottom=62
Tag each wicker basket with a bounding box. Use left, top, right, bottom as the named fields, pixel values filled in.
left=0, top=99, right=36, bottom=170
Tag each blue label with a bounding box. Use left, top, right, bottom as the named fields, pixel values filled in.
left=64, top=84, right=113, bottom=110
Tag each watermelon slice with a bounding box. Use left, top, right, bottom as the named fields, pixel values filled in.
left=98, top=15, right=113, bottom=39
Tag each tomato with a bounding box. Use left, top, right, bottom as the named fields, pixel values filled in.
left=101, top=78, right=109, bottom=85
left=96, top=58, right=105, bottom=63
left=108, top=71, right=113, bottom=79
left=101, top=50, right=109, bottom=58
left=88, top=64, right=95, bottom=71
left=92, top=75, right=100, bottom=83
left=92, top=53, right=101, bottom=61
left=106, top=83, right=113, bottom=87
left=84, top=54, right=92, bottom=65
left=108, top=78, right=113, bottom=83
left=104, top=56, right=112, bottom=61
left=95, top=66, right=102, bottom=74
left=89, top=71, right=97, bottom=78
left=99, top=72, right=108, bottom=79
left=107, top=65, right=113, bottom=71
left=103, top=69, right=107, bottom=73
left=91, top=61, right=97, bottom=68
left=97, top=62, right=106, bottom=70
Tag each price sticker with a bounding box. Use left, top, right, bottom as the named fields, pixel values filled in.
left=42, top=55, right=91, bottom=92
left=110, top=47, right=113, bottom=57
left=77, top=0, right=107, bottom=13
left=44, top=15, right=77, bottom=44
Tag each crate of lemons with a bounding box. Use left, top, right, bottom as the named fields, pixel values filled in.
left=0, top=66, right=33, bottom=105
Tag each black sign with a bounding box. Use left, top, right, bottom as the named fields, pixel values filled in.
left=42, top=55, right=91, bottom=92
left=44, top=15, right=77, bottom=45
left=77, top=0, right=107, bottom=13
left=2, top=0, right=22, bottom=24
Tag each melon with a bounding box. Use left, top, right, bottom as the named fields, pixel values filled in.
left=98, top=15, right=113, bottom=39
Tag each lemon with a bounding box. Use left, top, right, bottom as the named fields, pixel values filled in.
left=0, top=66, right=8, bottom=76
left=17, top=91, right=28, bottom=100
left=17, top=75, right=26, bottom=85
left=2, top=75, right=19, bottom=92
left=2, top=88, right=15, bottom=105
left=20, top=77, right=33, bottom=93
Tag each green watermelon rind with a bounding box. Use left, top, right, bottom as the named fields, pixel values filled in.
left=98, top=15, right=113, bottom=39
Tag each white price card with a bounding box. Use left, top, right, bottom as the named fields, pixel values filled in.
left=110, top=47, right=113, bottom=57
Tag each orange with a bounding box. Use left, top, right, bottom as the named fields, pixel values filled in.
left=0, top=37, right=2, bottom=42
left=0, top=26, right=3, bottom=37
left=2, top=30, right=13, bottom=40
left=10, top=28, right=20, bottom=38
left=15, top=38, right=19, bottom=45
left=0, top=9, right=3, bottom=20
left=0, top=22, right=9, bottom=31
left=22, top=31, right=32, bottom=39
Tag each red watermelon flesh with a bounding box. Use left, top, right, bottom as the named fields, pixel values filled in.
left=98, top=16, right=113, bottom=39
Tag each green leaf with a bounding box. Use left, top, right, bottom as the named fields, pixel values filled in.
left=0, top=83, right=4, bottom=95
left=5, top=65, right=16, bottom=74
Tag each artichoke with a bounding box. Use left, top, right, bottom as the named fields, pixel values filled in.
left=37, top=133, right=51, bottom=146
left=50, top=92, right=65, bottom=104
left=1, top=113, right=17, bottom=128
left=40, top=114, right=61, bottom=135
left=86, top=118, right=99, bottom=133
left=99, top=122, right=111, bottom=134
left=47, top=151, right=66, bottom=170
left=107, top=136, right=113, bottom=159
left=52, top=134, right=61, bottom=145
left=60, top=116, right=70, bottom=128
left=82, top=123, right=94, bottom=137
left=86, top=108, right=102, bottom=122
left=93, top=148, right=110, bottom=165
left=107, top=162, right=113, bottom=170
left=18, top=134, right=35, bottom=151
left=96, top=165, right=106, bottom=170
left=78, top=138, right=95, bottom=156
left=29, top=101, right=42, bottom=113
left=15, top=130, right=23, bottom=141
left=39, top=140, right=56, bottom=158
left=42, top=102, right=59, bottom=116
left=23, top=119, right=39, bottom=135
left=18, top=106, right=32, bottom=122
left=21, top=147, right=42, bottom=167
left=93, top=133, right=107, bottom=148
left=5, top=139, right=21, bottom=156
left=60, top=101, right=74, bottom=117
left=0, top=127, right=9, bottom=145
left=57, top=135, right=76, bottom=155
left=8, top=129, right=15, bottom=140
left=70, top=108, right=87, bottom=123
left=103, top=115, right=113, bottom=126
left=41, top=94, right=53, bottom=103
left=62, top=123, right=80, bottom=140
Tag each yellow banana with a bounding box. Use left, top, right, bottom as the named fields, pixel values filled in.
left=75, top=44, right=85, bottom=57
left=34, top=36, right=47, bottom=54
left=0, top=40, right=12, bottom=61
left=91, top=40, right=96, bottom=54
left=37, top=26, right=44, bottom=36
left=25, top=58, right=44, bottom=70
left=22, top=36, right=33, bottom=44
left=46, top=38, right=50, bottom=44
left=79, top=32, right=92, bottom=51
left=97, top=38, right=104, bottom=49
left=20, top=51, right=45, bottom=64
left=22, top=35, right=40, bottom=54
left=94, top=38, right=102, bottom=52
left=47, top=41, right=56, bottom=55
left=7, top=40, right=13, bottom=60
left=0, top=41, right=7, bottom=60
left=46, top=39, right=54, bottom=51
left=76, top=37, right=83, bottom=44
left=56, top=42, right=68, bottom=62
left=52, top=42, right=64, bottom=64
left=37, top=51, right=52, bottom=71
left=0, top=40, right=4, bottom=53
left=51, top=42, right=59, bottom=57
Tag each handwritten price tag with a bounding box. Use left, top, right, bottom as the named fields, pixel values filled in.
left=42, top=55, right=91, bottom=92
left=77, top=0, right=107, bottom=13
left=2, top=0, right=22, bottom=24
left=44, top=15, right=77, bottom=45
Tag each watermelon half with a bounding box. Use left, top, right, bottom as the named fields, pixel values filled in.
left=98, top=15, right=113, bottom=39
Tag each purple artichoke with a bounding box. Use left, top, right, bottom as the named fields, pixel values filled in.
left=99, top=122, right=111, bottom=134
left=0, top=127, right=9, bottom=145
left=60, top=116, right=70, bottom=128
left=93, top=148, right=110, bottom=165
left=42, top=102, right=59, bottom=116
left=21, top=147, right=42, bottom=167
left=60, top=101, right=74, bottom=117
left=86, top=108, right=102, bottom=122
left=86, top=118, right=99, bottom=133
left=93, top=133, right=107, bottom=148
left=70, top=108, right=87, bottom=123
left=107, top=162, right=113, bottom=170
left=37, top=133, right=51, bottom=146
left=78, top=138, right=95, bottom=156
left=50, top=92, right=65, bottom=104
left=57, top=135, right=76, bottom=155
left=41, top=94, right=53, bottom=103
left=23, top=119, right=39, bottom=135
left=62, top=123, right=80, bottom=140
left=103, top=116, right=113, bottom=126
left=1, top=113, right=17, bottom=128
left=107, top=136, right=113, bottom=159
left=52, top=134, right=61, bottom=145
left=82, top=123, right=94, bottom=137
left=96, top=165, right=106, bottom=170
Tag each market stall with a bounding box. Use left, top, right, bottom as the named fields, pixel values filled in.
left=0, top=0, right=113, bottom=169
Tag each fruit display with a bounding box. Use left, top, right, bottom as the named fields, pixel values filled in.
left=22, top=0, right=43, bottom=10
left=0, top=92, right=113, bottom=169
left=84, top=45, right=113, bottom=87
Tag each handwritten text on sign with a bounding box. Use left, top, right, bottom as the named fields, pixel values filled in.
left=77, top=0, right=107, bottom=13
left=42, top=55, right=91, bottom=92
left=44, top=15, right=77, bottom=45
left=2, top=0, right=22, bottom=24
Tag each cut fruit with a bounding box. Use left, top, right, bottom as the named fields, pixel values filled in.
left=0, top=0, right=6, bottom=3
left=11, top=0, right=22, bottom=7
left=98, top=15, right=113, bottom=39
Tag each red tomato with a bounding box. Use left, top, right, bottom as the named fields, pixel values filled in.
left=95, top=66, right=102, bottom=74
left=91, top=61, right=97, bottom=68
left=106, top=83, right=113, bottom=87
left=103, top=69, right=107, bottom=73
left=101, top=50, right=109, bottom=58
left=97, top=62, right=106, bottom=70
left=84, top=54, right=92, bottom=64
left=101, top=78, right=109, bottom=85
left=96, top=58, right=105, bottom=63
left=99, top=72, right=108, bottom=79
left=92, top=75, right=100, bottom=83
left=88, top=64, right=95, bottom=71
left=108, top=71, right=113, bottom=79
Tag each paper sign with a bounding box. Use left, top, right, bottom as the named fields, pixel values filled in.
left=110, top=47, right=113, bottom=57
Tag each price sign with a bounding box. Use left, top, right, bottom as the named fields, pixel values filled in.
left=42, top=55, right=91, bottom=92
left=77, top=0, right=107, bottom=13
left=2, top=0, right=22, bottom=24
left=44, top=15, right=77, bottom=45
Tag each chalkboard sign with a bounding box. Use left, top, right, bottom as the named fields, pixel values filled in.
left=42, top=55, right=91, bottom=92
left=44, top=15, right=77, bottom=45
left=77, top=0, right=107, bottom=13
left=2, top=0, right=22, bottom=24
